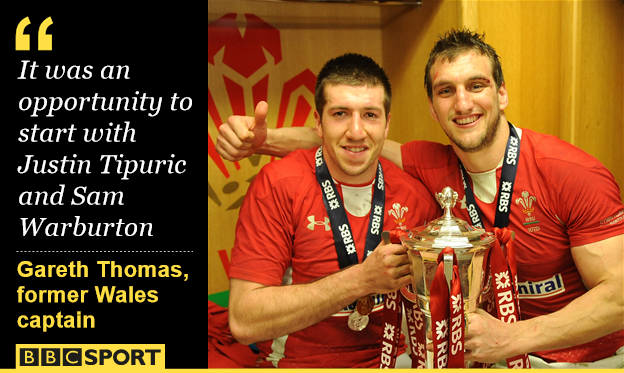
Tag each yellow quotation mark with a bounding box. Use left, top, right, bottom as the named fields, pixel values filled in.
left=16, top=16, right=53, bottom=51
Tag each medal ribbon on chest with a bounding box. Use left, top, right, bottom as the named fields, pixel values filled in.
left=314, top=146, right=385, bottom=331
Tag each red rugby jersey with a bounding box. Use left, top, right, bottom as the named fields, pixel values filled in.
left=401, top=127, right=624, bottom=363
left=230, top=147, right=440, bottom=368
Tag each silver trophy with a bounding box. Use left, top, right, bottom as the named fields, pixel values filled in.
left=399, top=186, right=497, bottom=368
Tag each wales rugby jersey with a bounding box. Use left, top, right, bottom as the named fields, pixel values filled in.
left=401, top=126, right=624, bottom=363
left=230, top=147, right=440, bottom=368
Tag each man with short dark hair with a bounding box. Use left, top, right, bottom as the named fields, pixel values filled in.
left=226, top=53, right=440, bottom=368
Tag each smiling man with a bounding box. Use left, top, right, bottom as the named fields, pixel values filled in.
left=217, top=30, right=624, bottom=368
left=427, top=54, right=504, bottom=155
left=401, top=30, right=623, bottom=368
left=226, top=53, right=440, bottom=368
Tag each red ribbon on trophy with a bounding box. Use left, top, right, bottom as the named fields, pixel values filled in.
left=378, top=230, right=409, bottom=368
left=391, top=229, right=428, bottom=369
left=430, top=248, right=465, bottom=368
left=478, top=227, right=531, bottom=369
left=404, top=294, right=427, bottom=368
left=379, top=289, right=402, bottom=368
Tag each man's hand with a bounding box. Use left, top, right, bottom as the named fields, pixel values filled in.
left=216, top=101, right=268, bottom=161
left=423, top=309, right=518, bottom=364
left=359, top=240, right=412, bottom=295
left=462, top=308, right=517, bottom=364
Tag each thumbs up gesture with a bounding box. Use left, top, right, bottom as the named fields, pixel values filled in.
left=217, top=101, right=268, bottom=162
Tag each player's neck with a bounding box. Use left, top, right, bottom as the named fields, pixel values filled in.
left=324, top=155, right=378, bottom=185
left=454, top=119, right=510, bottom=173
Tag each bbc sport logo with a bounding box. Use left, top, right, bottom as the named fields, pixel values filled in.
left=16, top=344, right=165, bottom=371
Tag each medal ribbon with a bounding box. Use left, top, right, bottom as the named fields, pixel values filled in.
left=458, top=124, right=529, bottom=368
left=315, top=146, right=385, bottom=269
left=379, top=229, right=425, bottom=369
left=394, top=230, right=428, bottom=369
left=430, top=248, right=465, bottom=368
left=381, top=229, right=428, bottom=369
left=459, top=123, right=520, bottom=229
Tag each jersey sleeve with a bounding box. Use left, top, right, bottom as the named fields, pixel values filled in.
left=401, top=140, right=427, bottom=181
left=401, top=140, right=457, bottom=184
left=229, top=165, right=297, bottom=286
left=400, top=140, right=466, bottom=215
left=537, top=141, right=624, bottom=247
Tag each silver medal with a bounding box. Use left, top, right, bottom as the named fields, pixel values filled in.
left=347, top=311, right=369, bottom=331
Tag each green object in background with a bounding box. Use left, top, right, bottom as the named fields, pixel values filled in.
left=208, top=290, right=229, bottom=308
left=207, top=290, right=258, bottom=352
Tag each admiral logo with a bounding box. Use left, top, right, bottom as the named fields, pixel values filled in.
left=518, top=274, right=565, bottom=299
left=321, top=179, right=340, bottom=210
left=17, top=344, right=164, bottom=370
left=506, top=136, right=519, bottom=165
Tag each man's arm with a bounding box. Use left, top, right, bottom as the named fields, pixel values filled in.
left=216, top=101, right=405, bottom=169
left=216, top=101, right=320, bottom=161
left=381, top=138, right=404, bottom=170
left=463, top=234, right=624, bottom=363
left=228, top=239, right=413, bottom=345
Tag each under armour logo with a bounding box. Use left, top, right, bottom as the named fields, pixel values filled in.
left=307, top=215, right=330, bottom=231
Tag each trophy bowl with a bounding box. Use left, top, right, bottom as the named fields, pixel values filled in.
left=399, top=186, right=496, bottom=368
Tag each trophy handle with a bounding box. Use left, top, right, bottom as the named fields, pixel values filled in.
left=443, top=253, right=454, bottom=293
